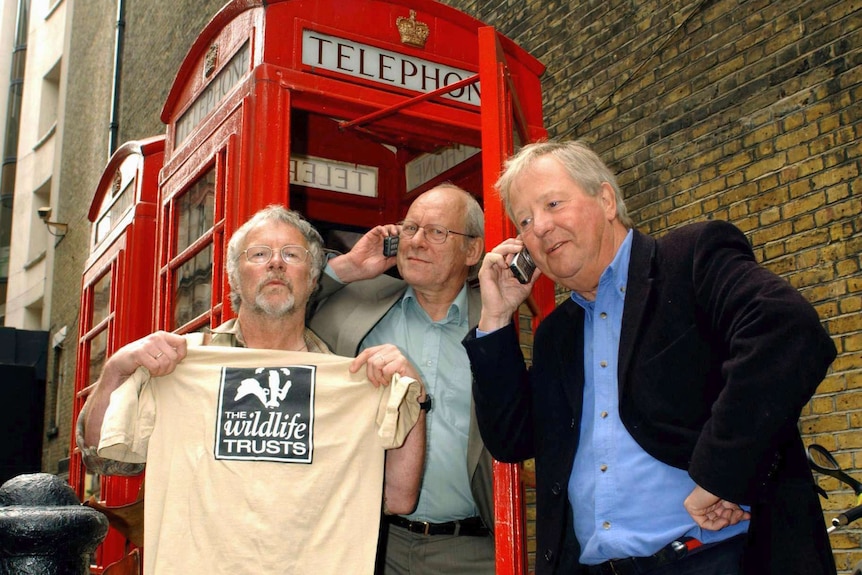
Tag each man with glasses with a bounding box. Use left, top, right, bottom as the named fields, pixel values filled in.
left=310, top=184, right=496, bottom=574
left=78, top=205, right=427, bottom=575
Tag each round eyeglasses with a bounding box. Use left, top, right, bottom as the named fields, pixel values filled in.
left=243, top=245, right=310, bottom=265
left=399, top=221, right=477, bottom=244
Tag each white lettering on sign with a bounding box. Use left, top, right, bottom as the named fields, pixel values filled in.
left=301, top=29, right=480, bottom=106
left=175, top=41, right=251, bottom=147
left=405, top=144, right=481, bottom=191
left=289, top=155, right=378, bottom=197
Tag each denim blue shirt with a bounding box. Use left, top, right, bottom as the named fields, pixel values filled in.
left=360, top=284, right=479, bottom=523
left=568, top=230, right=748, bottom=564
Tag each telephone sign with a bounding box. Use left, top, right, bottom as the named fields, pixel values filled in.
left=301, top=29, right=481, bottom=106
left=175, top=41, right=251, bottom=146
left=289, top=154, right=379, bottom=198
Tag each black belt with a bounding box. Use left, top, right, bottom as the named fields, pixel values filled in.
left=586, top=537, right=703, bottom=575
left=386, top=515, right=490, bottom=536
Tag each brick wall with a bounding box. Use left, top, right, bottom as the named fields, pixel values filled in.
left=118, top=0, right=227, bottom=142
left=440, top=0, right=860, bottom=571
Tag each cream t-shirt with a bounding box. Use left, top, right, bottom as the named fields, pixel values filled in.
left=98, top=339, right=420, bottom=575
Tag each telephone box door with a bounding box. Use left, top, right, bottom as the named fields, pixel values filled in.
left=477, top=26, right=555, bottom=575
left=70, top=136, right=164, bottom=571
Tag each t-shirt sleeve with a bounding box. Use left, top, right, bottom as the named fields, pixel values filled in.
left=97, top=367, right=156, bottom=463
left=376, top=373, right=421, bottom=449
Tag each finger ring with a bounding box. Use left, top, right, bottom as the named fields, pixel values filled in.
left=376, top=354, right=385, bottom=364
left=153, top=351, right=164, bottom=359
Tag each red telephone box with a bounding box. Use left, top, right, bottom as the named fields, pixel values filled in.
left=69, top=136, right=164, bottom=571
left=75, top=1, right=554, bottom=572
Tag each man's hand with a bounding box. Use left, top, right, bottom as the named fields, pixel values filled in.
left=103, top=330, right=189, bottom=381
left=327, top=224, right=401, bottom=283
left=684, top=484, right=750, bottom=530
left=82, top=330, right=188, bottom=449
left=476, top=238, right=538, bottom=333
left=350, top=344, right=421, bottom=389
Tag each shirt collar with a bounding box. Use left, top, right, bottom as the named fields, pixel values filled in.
left=211, top=318, right=244, bottom=346
left=401, top=283, right=469, bottom=324
left=209, top=317, right=331, bottom=353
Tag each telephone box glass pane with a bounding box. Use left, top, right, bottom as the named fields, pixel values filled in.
left=94, top=176, right=135, bottom=247
left=176, top=168, right=215, bottom=254
left=173, top=243, right=213, bottom=328
left=89, top=328, right=108, bottom=385
left=91, top=272, right=112, bottom=328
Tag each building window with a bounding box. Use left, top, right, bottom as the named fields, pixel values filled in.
left=37, top=58, right=60, bottom=141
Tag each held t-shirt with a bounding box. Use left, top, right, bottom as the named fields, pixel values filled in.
left=98, top=341, right=420, bottom=575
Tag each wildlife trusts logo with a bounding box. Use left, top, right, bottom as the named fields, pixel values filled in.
left=236, top=367, right=293, bottom=408
left=214, top=365, right=316, bottom=463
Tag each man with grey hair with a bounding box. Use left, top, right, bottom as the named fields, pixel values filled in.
left=223, top=204, right=328, bottom=318
left=79, top=205, right=427, bottom=575
left=465, top=140, right=836, bottom=575
left=310, top=184, right=496, bottom=574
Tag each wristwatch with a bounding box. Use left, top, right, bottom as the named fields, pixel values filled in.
left=418, top=394, right=433, bottom=413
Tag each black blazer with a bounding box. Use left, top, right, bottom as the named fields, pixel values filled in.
left=464, top=220, right=836, bottom=575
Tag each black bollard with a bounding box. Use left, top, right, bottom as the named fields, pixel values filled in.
left=0, top=473, right=108, bottom=575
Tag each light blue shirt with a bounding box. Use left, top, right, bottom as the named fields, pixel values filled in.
left=360, top=284, right=479, bottom=523
left=569, top=229, right=748, bottom=564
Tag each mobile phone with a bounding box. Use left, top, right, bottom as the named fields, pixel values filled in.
left=509, top=248, right=536, bottom=284
left=383, top=235, right=400, bottom=257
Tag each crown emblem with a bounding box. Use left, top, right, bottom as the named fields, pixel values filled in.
left=204, top=43, right=219, bottom=78
left=111, top=169, right=122, bottom=195
left=396, top=10, right=429, bottom=48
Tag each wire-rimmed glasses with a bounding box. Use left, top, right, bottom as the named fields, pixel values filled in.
left=242, top=245, right=310, bottom=265
left=399, top=220, right=477, bottom=244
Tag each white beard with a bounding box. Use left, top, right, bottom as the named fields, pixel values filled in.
left=253, top=292, right=297, bottom=317
left=250, top=277, right=298, bottom=317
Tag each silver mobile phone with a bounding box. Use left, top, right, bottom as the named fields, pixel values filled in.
left=509, top=248, right=536, bottom=284
left=382, top=235, right=400, bottom=257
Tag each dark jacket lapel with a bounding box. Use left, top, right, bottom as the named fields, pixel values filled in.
left=618, top=230, right=656, bottom=391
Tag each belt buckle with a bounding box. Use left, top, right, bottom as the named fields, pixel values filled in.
left=419, top=521, right=431, bottom=536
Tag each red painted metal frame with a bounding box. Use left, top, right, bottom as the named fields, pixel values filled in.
left=72, top=2, right=551, bottom=573
left=478, top=28, right=524, bottom=575
left=70, top=137, right=164, bottom=572
left=477, top=26, right=554, bottom=574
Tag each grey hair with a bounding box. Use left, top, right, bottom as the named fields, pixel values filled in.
left=495, top=140, right=633, bottom=229
left=226, top=205, right=326, bottom=312
left=428, top=183, right=485, bottom=276
left=436, top=183, right=485, bottom=239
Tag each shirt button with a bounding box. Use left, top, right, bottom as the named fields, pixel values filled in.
left=600, top=464, right=608, bottom=472
left=570, top=418, right=576, bottom=429
left=599, top=312, right=607, bottom=319
left=600, top=360, right=608, bottom=368
left=426, top=360, right=432, bottom=367
left=600, top=411, right=608, bottom=418
left=602, top=521, right=611, bottom=530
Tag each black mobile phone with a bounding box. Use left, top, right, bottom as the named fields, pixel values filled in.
left=383, top=235, right=400, bottom=257
left=509, top=248, right=536, bottom=284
